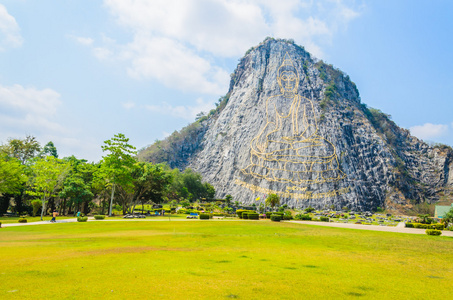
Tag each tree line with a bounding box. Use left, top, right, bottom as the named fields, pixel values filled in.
left=0, top=134, right=215, bottom=219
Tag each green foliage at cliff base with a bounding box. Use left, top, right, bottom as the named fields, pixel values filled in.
left=1, top=221, right=452, bottom=298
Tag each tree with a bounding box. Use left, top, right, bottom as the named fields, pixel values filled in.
left=0, top=154, right=27, bottom=195
left=180, top=199, right=190, bottom=208
left=225, top=194, right=232, bottom=207
left=442, top=208, right=453, bottom=228
left=28, top=156, right=70, bottom=220
left=41, top=141, right=58, bottom=158
left=1, top=135, right=41, bottom=164
left=101, top=133, right=137, bottom=216
left=265, top=194, right=280, bottom=209
left=126, top=162, right=172, bottom=214
left=59, top=156, right=94, bottom=215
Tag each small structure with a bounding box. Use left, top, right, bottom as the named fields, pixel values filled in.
left=434, top=204, right=453, bottom=218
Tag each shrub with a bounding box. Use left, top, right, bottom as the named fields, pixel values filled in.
left=265, top=212, right=272, bottom=218
left=426, top=229, right=442, bottom=236
left=320, top=216, right=329, bottom=222
left=242, top=212, right=249, bottom=219
left=18, top=218, right=27, bottom=223
left=413, top=223, right=429, bottom=229
left=304, top=206, right=315, bottom=213
left=94, top=215, right=105, bottom=220
left=431, top=224, right=444, bottom=230
left=247, top=213, right=260, bottom=220
left=77, top=217, right=88, bottom=222
left=0, top=222, right=2, bottom=228
left=283, top=215, right=293, bottom=220
left=270, top=214, right=282, bottom=222
left=31, top=199, right=42, bottom=217
left=405, top=222, right=414, bottom=228
left=295, top=213, right=312, bottom=221
left=236, top=210, right=255, bottom=219
left=199, top=213, right=210, bottom=220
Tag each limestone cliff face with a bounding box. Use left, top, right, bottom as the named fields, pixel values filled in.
left=140, top=38, right=453, bottom=211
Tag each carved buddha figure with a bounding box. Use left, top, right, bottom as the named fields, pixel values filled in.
left=241, top=53, right=345, bottom=184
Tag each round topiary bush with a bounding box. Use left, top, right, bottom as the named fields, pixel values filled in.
left=426, top=229, right=442, bottom=236
left=77, top=216, right=88, bottom=222
left=199, top=213, right=210, bottom=220
left=94, top=215, right=105, bottom=220
left=18, top=218, right=27, bottom=223
left=270, top=214, right=282, bottom=222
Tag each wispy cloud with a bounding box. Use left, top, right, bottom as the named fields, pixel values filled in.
left=145, top=98, right=214, bottom=121
left=87, top=0, right=363, bottom=94
left=0, top=84, right=65, bottom=139
left=409, top=123, right=449, bottom=141
left=68, top=35, right=94, bottom=46
left=0, top=4, right=23, bottom=51
left=122, top=101, right=135, bottom=109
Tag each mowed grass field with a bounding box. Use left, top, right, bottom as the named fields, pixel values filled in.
left=1, top=220, right=452, bottom=299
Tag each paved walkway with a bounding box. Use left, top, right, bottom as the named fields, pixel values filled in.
left=287, top=220, right=453, bottom=236
left=2, top=218, right=452, bottom=237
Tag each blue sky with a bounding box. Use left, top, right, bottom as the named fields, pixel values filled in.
left=0, top=0, right=452, bottom=162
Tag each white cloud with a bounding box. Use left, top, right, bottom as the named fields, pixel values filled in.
left=122, top=101, right=135, bottom=109
left=69, top=35, right=94, bottom=46
left=0, top=84, right=65, bottom=138
left=145, top=97, right=214, bottom=121
left=0, top=4, right=23, bottom=51
left=96, top=0, right=362, bottom=94
left=409, top=123, right=449, bottom=141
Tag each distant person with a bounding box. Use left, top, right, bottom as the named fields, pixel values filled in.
left=51, top=209, right=58, bottom=223
left=77, top=211, right=81, bottom=217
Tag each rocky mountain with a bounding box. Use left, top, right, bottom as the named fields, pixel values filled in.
left=138, top=38, right=453, bottom=212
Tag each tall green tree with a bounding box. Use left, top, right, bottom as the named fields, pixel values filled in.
left=1, top=135, right=41, bottom=164
left=0, top=154, right=27, bottom=195
left=101, top=133, right=137, bottom=216
left=59, top=156, right=94, bottom=215
left=41, top=141, right=58, bottom=158
left=28, top=156, right=70, bottom=220
left=442, top=208, right=453, bottom=228
left=265, top=194, right=280, bottom=209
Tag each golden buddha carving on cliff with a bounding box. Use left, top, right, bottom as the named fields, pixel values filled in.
left=241, top=53, right=345, bottom=185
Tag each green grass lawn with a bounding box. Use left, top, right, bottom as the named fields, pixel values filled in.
left=0, top=216, right=75, bottom=224
left=1, top=220, right=452, bottom=299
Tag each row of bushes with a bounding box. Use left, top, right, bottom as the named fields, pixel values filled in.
left=406, top=223, right=444, bottom=230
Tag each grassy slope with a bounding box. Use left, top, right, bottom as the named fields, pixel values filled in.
left=1, top=220, right=452, bottom=299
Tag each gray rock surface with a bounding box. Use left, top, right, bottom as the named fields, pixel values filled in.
left=139, top=38, right=453, bottom=211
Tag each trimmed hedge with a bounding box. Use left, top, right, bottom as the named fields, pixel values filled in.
left=199, top=213, right=210, bottom=220
left=18, top=218, right=27, bottom=223
left=77, top=216, right=88, bottom=222
left=410, top=223, right=444, bottom=230
left=320, top=216, right=329, bottom=222
left=426, top=229, right=442, bottom=236
left=94, top=215, right=105, bottom=220
left=270, top=214, right=282, bottom=222
left=247, top=213, right=260, bottom=220
left=236, top=210, right=255, bottom=219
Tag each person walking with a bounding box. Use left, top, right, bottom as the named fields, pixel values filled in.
left=51, top=209, right=58, bottom=223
